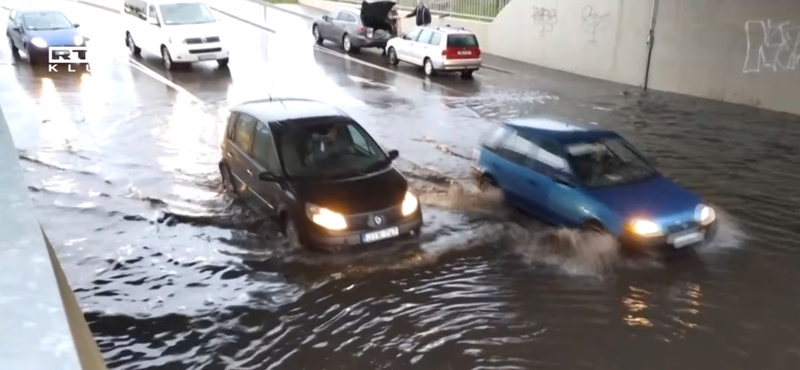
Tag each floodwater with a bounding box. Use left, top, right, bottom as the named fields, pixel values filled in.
left=1, top=1, right=799, bottom=369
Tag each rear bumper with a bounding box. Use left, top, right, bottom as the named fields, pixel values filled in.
left=304, top=211, right=423, bottom=251
left=620, top=220, right=719, bottom=250
left=351, top=35, right=390, bottom=48
left=434, top=58, right=482, bottom=71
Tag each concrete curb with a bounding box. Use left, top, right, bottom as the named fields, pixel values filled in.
left=252, top=0, right=514, bottom=74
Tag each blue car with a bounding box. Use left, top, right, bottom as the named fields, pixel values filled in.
left=6, top=9, right=85, bottom=64
left=472, top=117, right=718, bottom=249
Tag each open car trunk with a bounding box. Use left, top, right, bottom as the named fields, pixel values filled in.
left=360, top=0, right=396, bottom=36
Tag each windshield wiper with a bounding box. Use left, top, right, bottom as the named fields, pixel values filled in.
left=359, top=158, right=391, bottom=175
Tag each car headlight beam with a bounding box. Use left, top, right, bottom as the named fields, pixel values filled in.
left=695, top=204, right=716, bottom=226
left=74, top=35, right=84, bottom=45
left=31, top=37, right=47, bottom=48
left=305, top=203, right=347, bottom=230
left=629, top=219, right=663, bottom=237
left=402, top=191, right=418, bottom=216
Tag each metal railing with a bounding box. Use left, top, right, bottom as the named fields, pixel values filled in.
left=328, top=0, right=512, bottom=21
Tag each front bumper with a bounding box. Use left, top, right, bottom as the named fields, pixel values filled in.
left=305, top=210, right=423, bottom=251
left=620, top=220, right=719, bottom=250
left=434, top=58, right=482, bottom=71
left=167, top=42, right=229, bottom=63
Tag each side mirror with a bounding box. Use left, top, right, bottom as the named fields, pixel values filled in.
left=387, top=149, right=399, bottom=160
left=258, top=172, right=279, bottom=182
left=552, top=172, right=575, bottom=187
left=148, top=17, right=160, bottom=26
left=12, top=26, right=21, bottom=32
left=73, top=23, right=80, bottom=28
left=322, top=15, right=329, bottom=21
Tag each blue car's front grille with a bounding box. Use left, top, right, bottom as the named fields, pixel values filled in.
left=665, top=220, right=699, bottom=234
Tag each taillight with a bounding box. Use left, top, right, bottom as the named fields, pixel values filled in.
left=357, top=26, right=365, bottom=35
left=441, top=49, right=448, bottom=59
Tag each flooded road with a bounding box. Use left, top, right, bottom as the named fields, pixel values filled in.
left=2, top=1, right=800, bottom=369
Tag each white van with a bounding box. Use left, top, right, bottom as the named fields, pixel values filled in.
left=123, top=0, right=229, bottom=70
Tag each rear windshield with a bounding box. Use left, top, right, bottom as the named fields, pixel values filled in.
left=447, top=34, right=479, bottom=47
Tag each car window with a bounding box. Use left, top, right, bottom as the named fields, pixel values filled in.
left=124, top=0, right=147, bottom=20
left=252, top=122, right=282, bottom=174
left=536, top=139, right=570, bottom=173
left=428, top=32, right=442, bottom=46
left=22, top=12, right=73, bottom=30
left=347, top=125, right=374, bottom=155
left=447, top=34, right=479, bottom=47
left=8, top=10, right=15, bottom=22
left=277, top=120, right=388, bottom=180
left=148, top=4, right=158, bottom=19
left=232, top=114, right=257, bottom=152
left=417, top=29, right=433, bottom=44
left=495, top=133, right=538, bottom=167
left=567, top=138, right=657, bottom=188
left=337, top=12, right=356, bottom=22
left=404, top=28, right=422, bottom=41
left=480, top=125, right=512, bottom=150
left=160, top=3, right=216, bottom=25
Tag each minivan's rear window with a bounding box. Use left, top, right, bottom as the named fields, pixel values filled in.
left=447, top=34, right=479, bottom=47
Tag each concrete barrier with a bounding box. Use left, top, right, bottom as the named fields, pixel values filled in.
left=0, top=104, right=108, bottom=369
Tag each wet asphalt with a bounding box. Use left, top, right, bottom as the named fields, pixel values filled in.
left=3, top=1, right=800, bottom=369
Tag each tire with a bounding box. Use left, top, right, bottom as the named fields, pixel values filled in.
left=423, top=58, right=436, bottom=76
left=161, top=46, right=175, bottom=70
left=312, top=25, right=323, bottom=45
left=217, top=58, right=229, bottom=68
left=388, top=47, right=399, bottom=66
left=342, top=34, right=358, bottom=53
left=127, top=32, right=141, bottom=56
left=461, top=70, right=474, bottom=79
left=7, top=35, right=19, bottom=56
left=220, top=163, right=236, bottom=195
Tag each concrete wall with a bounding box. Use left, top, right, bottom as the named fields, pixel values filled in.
left=647, top=0, right=800, bottom=114
left=488, top=0, right=653, bottom=86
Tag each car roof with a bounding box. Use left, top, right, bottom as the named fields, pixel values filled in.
left=135, top=0, right=208, bottom=5
left=428, top=25, right=474, bottom=34
left=504, top=117, right=620, bottom=145
left=231, top=98, right=347, bottom=125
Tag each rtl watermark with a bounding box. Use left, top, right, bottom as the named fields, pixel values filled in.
left=48, top=46, right=90, bottom=72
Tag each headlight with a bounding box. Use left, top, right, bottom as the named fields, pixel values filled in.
left=305, top=203, right=347, bottom=230
left=31, top=37, right=47, bottom=48
left=74, top=35, right=84, bottom=45
left=695, top=204, right=716, bottom=226
left=401, top=191, right=418, bottom=216
left=629, top=219, right=663, bottom=237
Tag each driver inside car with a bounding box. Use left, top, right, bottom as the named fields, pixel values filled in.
left=304, top=125, right=356, bottom=165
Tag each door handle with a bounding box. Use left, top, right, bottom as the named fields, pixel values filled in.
left=226, top=151, right=232, bottom=157
left=246, top=169, right=253, bottom=176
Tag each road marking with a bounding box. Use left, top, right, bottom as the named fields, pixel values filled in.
left=125, top=58, right=204, bottom=104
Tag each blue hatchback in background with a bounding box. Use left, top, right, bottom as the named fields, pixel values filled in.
left=472, top=117, right=718, bottom=250
left=6, top=9, right=86, bottom=65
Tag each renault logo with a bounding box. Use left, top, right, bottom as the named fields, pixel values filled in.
left=373, top=215, right=383, bottom=225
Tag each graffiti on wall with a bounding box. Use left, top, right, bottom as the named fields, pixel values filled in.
left=743, top=19, right=800, bottom=73
left=532, top=6, right=558, bottom=36
left=580, top=6, right=612, bottom=44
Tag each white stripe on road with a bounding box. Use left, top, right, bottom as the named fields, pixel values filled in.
left=125, top=58, right=204, bottom=104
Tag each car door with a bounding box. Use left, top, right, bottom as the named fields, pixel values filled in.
left=396, top=27, right=422, bottom=64
left=318, top=11, right=338, bottom=40
left=426, top=30, right=443, bottom=63
left=490, top=132, right=549, bottom=217
left=533, top=139, right=584, bottom=225
left=414, top=28, right=434, bottom=64
left=227, top=112, right=257, bottom=194
left=245, top=121, right=284, bottom=214
left=144, top=3, right=162, bottom=53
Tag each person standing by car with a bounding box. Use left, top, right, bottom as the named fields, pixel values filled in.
left=406, top=0, right=432, bottom=26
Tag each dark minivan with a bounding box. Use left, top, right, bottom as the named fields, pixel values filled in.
left=219, top=98, right=423, bottom=252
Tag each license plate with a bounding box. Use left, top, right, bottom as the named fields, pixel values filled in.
left=362, top=227, right=399, bottom=243
left=457, top=50, right=471, bottom=55
left=199, top=55, right=216, bottom=61
left=669, top=230, right=705, bottom=248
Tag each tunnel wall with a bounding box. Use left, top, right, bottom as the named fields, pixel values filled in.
left=646, top=0, right=800, bottom=114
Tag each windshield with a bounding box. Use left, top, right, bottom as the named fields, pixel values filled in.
left=159, top=3, right=216, bottom=25
left=278, top=120, right=389, bottom=180
left=567, top=138, right=657, bottom=188
left=23, top=12, right=73, bottom=30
